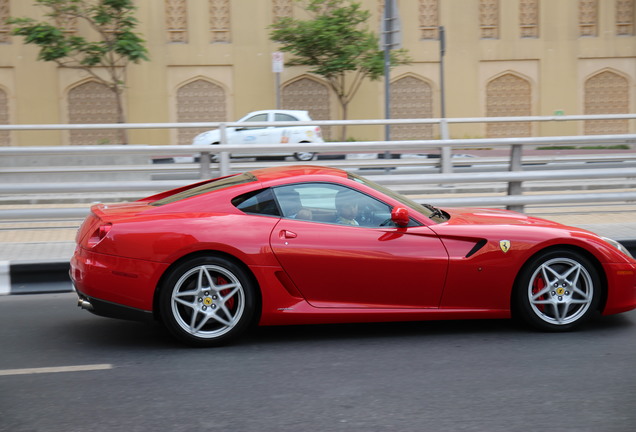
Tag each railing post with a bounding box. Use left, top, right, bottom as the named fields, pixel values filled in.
left=199, top=152, right=211, bottom=179
left=439, top=118, right=452, bottom=173
left=507, top=143, right=524, bottom=212
left=218, top=123, right=230, bottom=177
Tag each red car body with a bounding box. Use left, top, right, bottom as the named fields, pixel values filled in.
left=71, top=165, right=636, bottom=346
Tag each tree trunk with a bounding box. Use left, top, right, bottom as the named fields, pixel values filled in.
left=113, top=86, right=128, bottom=144
left=340, top=101, right=349, bottom=142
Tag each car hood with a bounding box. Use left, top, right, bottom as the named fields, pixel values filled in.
left=441, top=207, right=567, bottom=229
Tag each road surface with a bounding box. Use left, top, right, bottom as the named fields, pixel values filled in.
left=1, top=292, right=635, bottom=432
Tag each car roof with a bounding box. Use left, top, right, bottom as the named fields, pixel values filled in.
left=245, top=109, right=309, bottom=117
left=249, top=165, right=348, bottom=183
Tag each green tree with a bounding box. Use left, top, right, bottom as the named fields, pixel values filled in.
left=270, top=0, right=409, bottom=140
left=7, top=0, right=149, bottom=144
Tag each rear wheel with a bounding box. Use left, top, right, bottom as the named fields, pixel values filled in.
left=210, top=142, right=220, bottom=162
left=514, top=249, right=601, bottom=331
left=294, top=149, right=316, bottom=161
left=159, top=256, right=257, bottom=346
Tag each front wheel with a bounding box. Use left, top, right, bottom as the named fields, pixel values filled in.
left=159, top=256, right=258, bottom=347
left=513, top=249, right=601, bottom=331
left=294, top=151, right=316, bottom=161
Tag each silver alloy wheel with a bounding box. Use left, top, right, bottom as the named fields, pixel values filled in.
left=170, top=264, right=245, bottom=339
left=527, top=257, right=594, bottom=326
left=294, top=151, right=315, bottom=161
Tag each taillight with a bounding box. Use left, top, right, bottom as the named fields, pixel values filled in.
left=315, top=127, right=322, bottom=137
left=87, top=223, right=112, bottom=248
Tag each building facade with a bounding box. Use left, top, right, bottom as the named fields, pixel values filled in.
left=0, top=0, right=635, bottom=146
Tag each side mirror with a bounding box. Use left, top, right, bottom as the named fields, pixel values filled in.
left=391, top=206, right=410, bottom=227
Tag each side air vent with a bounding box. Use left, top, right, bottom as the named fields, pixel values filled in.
left=465, top=239, right=487, bottom=258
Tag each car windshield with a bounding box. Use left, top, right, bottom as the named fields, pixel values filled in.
left=349, top=172, right=446, bottom=222
left=151, top=173, right=256, bottom=206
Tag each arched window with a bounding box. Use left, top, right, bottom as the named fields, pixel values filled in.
left=390, top=75, right=434, bottom=140
left=520, top=0, right=539, bottom=38
left=480, top=0, right=499, bottom=39
left=282, top=77, right=331, bottom=139
left=273, top=0, right=293, bottom=21
left=584, top=70, right=629, bottom=135
left=68, top=81, right=119, bottom=145
left=486, top=73, right=531, bottom=138
left=177, top=79, right=227, bottom=145
left=210, top=0, right=231, bottom=43
left=579, top=0, right=598, bottom=36
left=166, top=0, right=188, bottom=43
left=0, top=0, right=10, bottom=43
left=419, top=0, right=439, bottom=39
left=616, top=0, right=634, bottom=36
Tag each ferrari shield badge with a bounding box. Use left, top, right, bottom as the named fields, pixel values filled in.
left=499, top=240, right=511, bottom=253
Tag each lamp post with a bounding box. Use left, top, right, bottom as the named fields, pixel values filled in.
left=382, top=0, right=400, bottom=162
left=439, top=25, right=452, bottom=173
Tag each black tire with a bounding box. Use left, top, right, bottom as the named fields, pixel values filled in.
left=293, top=151, right=316, bottom=161
left=211, top=142, right=220, bottom=162
left=513, top=249, right=601, bottom=331
left=159, top=256, right=258, bottom=347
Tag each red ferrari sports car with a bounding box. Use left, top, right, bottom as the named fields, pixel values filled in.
left=71, top=165, right=636, bottom=346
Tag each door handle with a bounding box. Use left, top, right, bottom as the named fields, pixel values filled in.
left=279, top=230, right=297, bottom=239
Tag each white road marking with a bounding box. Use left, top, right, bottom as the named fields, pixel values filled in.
left=0, top=364, right=113, bottom=376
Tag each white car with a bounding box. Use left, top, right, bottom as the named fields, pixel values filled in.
left=192, top=110, right=324, bottom=161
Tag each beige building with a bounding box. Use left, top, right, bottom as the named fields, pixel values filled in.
left=0, top=0, right=635, bottom=146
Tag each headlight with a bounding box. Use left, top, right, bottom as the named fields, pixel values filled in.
left=601, top=237, right=634, bottom=259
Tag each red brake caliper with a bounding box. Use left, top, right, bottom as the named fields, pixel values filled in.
left=217, top=276, right=235, bottom=310
left=532, top=275, right=546, bottom=312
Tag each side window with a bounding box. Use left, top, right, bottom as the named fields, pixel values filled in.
left=240, top=113, right=268, bottom=130
left=232, top=189, right=280, bottom=216
left=273, top=186, right=314, bottom=221
left=274, top=113, right=299, bottom=122
left=273, top=183, right=394, bottom=227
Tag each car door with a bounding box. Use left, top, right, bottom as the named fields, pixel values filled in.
left=233, top=112, right=270, bottom=145
left=271, top=112, right=300, bottom=144
left=269, top=183, right=449, bottom=309
left=258, top=112, right=286, bottom=144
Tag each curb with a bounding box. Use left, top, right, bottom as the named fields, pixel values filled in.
left=1, top=241, right=635, bottom=296
left=0, top=261, right=72, bottom=295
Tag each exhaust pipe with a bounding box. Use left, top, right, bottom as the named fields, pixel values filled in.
left=77, top=296, right=94, bottom=312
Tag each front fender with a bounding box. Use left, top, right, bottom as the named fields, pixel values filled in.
left=192, top=130, right=219, bottom=145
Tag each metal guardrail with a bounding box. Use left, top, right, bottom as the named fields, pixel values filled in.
left=1, top=115, right=636, bottom=218
left=2, top=112, right=636, bottom=174
left=2, top=173, right=634, bottom=220
left=1, top=133, right=636, bottom=177
left=1, top=152, right=635, bottom=175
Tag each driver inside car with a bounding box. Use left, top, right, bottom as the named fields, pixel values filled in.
left=335, top=189, right=359, bottom=226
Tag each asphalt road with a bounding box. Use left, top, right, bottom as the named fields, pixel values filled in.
left=1, top=292, right=635, bottom=432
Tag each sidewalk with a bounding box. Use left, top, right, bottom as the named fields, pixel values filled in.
left=0, top=225, right=78, bottom=262
left=0, top=210, right=635, bottom=263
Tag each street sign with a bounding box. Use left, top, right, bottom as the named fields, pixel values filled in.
left=272, top=51, right=284, bottom=73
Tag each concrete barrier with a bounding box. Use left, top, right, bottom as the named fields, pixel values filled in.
left=1, top=261, right=71, bottom=295
left=0, top=154, right=152, bottom=182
